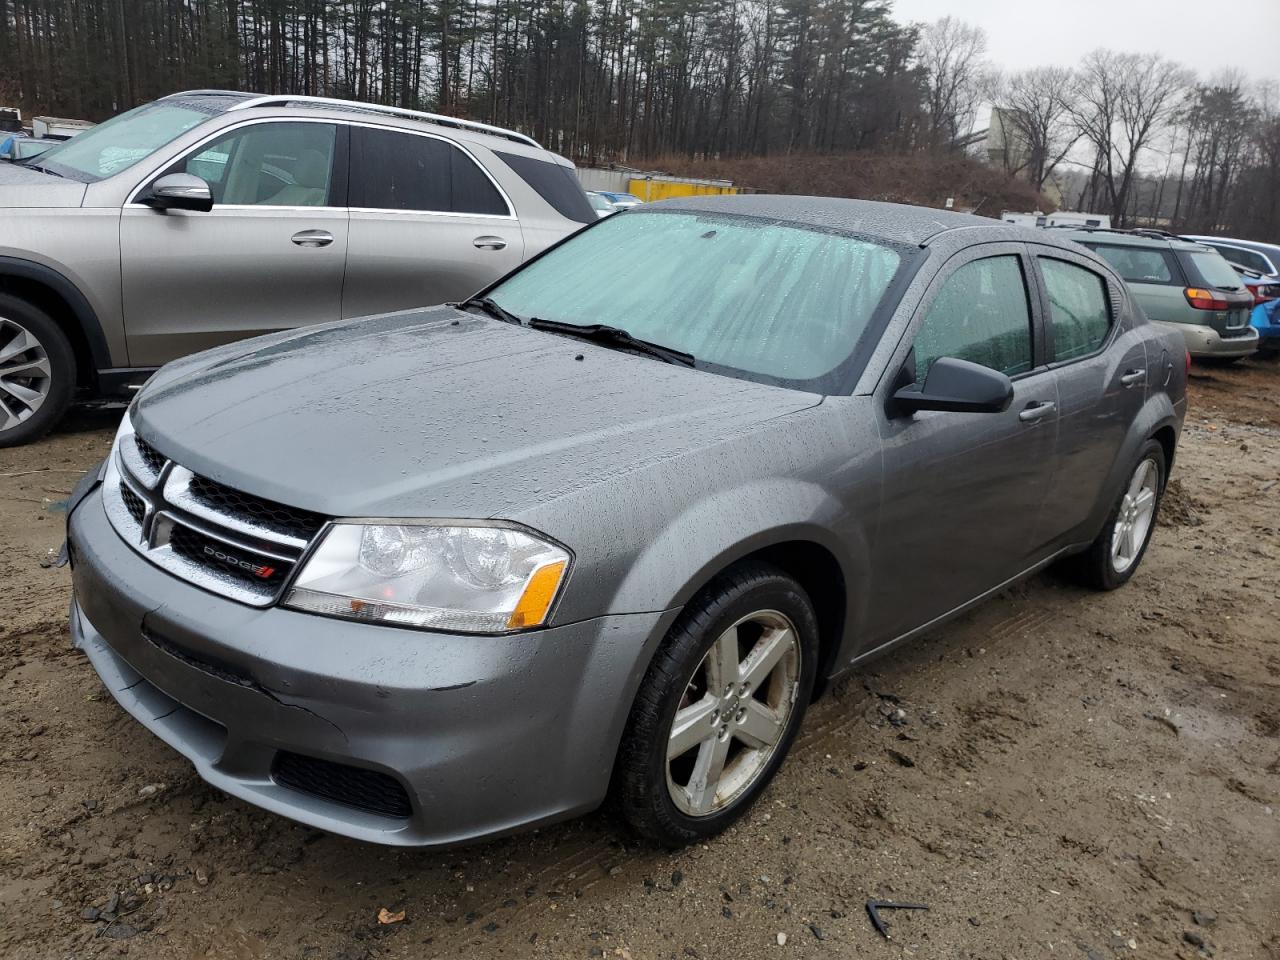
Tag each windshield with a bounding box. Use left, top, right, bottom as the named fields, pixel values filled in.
left=29, top=101, right=218, bottom=182
left=488, top=210, right=907, bottom=391
left=1189, top=250, right=1245, bottom=290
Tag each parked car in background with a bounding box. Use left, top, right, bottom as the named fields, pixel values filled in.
left=586, top=190, right=619, bottom=218
left=1063, top=229, right=1258, bottom=361
left=0, top=90, right=593, bottom=447
left=597, top=190, right=643, bottom=208
left=1180, top=234, right=1280, bottom=280
left=66, top=196, right=1185, bottom=849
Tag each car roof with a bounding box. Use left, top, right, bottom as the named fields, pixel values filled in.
left=645, top=194, right=1010, bottom=246
left=1058, top=228, right=1206, bottom=251
left=1182, top=235, right=1280, bottom=257
left=159, top=89, right=545, bottom=152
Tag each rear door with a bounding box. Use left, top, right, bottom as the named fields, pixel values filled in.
left=870, top=245, right=1060, bottom=644
left=342, top=125, right=524, bottom=318
left=120, top=119, right=349, bottom=365
left=1029, top=246, right=1147, bottom=540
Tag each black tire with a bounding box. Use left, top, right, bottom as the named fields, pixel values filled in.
left=1067, top=439, right=1167, bottom=591
left=0, top=294, right=76, bottom=448
left=613, top=562, right=819, bottom=847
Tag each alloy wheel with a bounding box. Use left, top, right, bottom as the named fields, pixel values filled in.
left=1111, top=457, right=1159, bottom=574
left=0, top=317, right=53, bottom=432
left=665, top=610, right=802, bottom=817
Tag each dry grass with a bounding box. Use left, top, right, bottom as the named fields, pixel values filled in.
left=634, top=150, right=1050, bottom=216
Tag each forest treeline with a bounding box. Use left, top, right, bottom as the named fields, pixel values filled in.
left=1, top=0, right=1278, bottom=241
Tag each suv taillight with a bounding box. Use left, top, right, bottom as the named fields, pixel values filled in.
left=1252, top=284, right=1280, bottom=305
left=1184, top=287, right=1229, bottom=310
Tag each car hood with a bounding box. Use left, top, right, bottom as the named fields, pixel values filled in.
left=134, top=307, right=821, bottom=519
left=0, top=159, right=87, bottom=207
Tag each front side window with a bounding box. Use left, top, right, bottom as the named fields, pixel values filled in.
left=488, top=210, right=906, bottom=391
left=27, top=101, right=217, bottom=182
left=1040, top=258, right=1111, bottom=362
left=173, top=122, right=337, bottom=206
left=913, top=255, right=1033, bottom=381
left=1087, top=244, right=1176, bottom=284
left=352, top=128, right=508, bottom=216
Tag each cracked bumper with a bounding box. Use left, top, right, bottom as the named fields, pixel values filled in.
left=68, top=489, right=669, bottom=846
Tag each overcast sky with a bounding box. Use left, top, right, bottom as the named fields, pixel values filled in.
left=890, top=0, right=1280, bottom=89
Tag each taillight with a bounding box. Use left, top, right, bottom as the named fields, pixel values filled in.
left=1252, top=284, right=1280, bottom=304
left=1184, top=287, right=1229, bottom=310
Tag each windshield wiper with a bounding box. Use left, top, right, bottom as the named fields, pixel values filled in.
left=458, top=296, right=524, bottom=326
left=527, top=318, right=695, bottom=367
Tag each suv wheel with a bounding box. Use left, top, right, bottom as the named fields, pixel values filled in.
left=1069, top=440, right=1166, bottom=591
left=613, top=563, right=818, bottom=847
left=0, top=294, right=76, bottom=448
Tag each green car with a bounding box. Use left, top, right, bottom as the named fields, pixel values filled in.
left=1062, top=229, right=1258, bottom=360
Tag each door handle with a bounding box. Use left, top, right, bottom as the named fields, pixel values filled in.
left=473, top=236, right=507, bottom=250
left=1018, top=400, right=1056, bottom=422
left=291, top=230, right=334, bottom=247
left=1120, top=368, right=1145, bottom=387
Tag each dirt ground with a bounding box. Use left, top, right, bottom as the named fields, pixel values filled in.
left=1, top=360, right=1277, bottom=960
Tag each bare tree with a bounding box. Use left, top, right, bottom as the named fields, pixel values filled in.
left=917, top=16, right=987, bottom=150
left=1071, top=49, right=1191, bottom=225
left=989, top=66, right=1080, bottom=193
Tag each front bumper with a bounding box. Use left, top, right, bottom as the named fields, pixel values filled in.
left=1159, top=320, right=1259, bottom=358
left=68, top=489, right=669, bottom=846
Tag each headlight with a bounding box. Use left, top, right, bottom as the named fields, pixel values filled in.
left=283, top=523, right=571, bottom=633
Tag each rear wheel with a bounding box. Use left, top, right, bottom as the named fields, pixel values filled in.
left=614, top=563, right=818, bottom=847
left=0, top=295, right=76, bottom=448
left=1069, top=440, right=1166, bottom=591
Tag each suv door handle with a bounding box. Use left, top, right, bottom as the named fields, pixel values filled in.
left=1120, top=368, right=1145, bottom=387
left=1018, top=400, right=1056, bottom=422
left=291, top=230, right=334, bottom=247
left=473, top=236, right=507, bottom=250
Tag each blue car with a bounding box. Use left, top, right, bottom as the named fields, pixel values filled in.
left=1253, top=294, right=1280, bottom=355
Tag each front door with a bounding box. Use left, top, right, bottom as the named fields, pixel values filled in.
left=120, top=119, right=348, bottom=365
left=341, top=124, right=524, bottom=318
left=868, top=246, right=1060, bottom=647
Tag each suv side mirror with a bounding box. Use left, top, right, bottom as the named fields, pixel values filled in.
left=892, top=356, right=1014, bottom=414
left=144, top=173, right=213, bottom=213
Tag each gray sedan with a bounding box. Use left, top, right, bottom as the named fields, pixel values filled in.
left=65, top=196, right=1186, bottom=848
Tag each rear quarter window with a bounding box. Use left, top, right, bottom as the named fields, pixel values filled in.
left=495, top=151, right=595, bottom=223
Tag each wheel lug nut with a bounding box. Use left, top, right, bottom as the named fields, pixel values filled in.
left=739, top=682, right=750, bottom=695
left=710, top=709, right=720, bottom=724
left=735, top=708, right=747, bottom=722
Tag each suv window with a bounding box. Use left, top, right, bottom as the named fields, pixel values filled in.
left=174, top=121, right=338, bottom=206
left=1040, top=258, right=1111, bottom=361
left=351, top=127, right=508, bottom=216
left=914, top=255, right=1033, bottom=381
left=495, top=150, right=595, bottom=223
left=1086, top=243, right=1177, bottom=285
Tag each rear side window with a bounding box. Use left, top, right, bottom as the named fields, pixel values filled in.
left=495, top=150, right=595, bottom=223
left=1040, top=258, right=1111, bottom=362
left=914, top=255, right=1033, bottom=381
left=351, top=128, right=508, bottom=216
left=1185, top=250, right=1245, bottom=290
left=1087, top=244, right=1177, bottom=284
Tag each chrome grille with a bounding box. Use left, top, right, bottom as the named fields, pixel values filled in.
left=102, top=415, right=326, bottom=607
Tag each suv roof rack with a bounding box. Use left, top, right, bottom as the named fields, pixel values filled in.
left=226, top=94, right=541, bottom=148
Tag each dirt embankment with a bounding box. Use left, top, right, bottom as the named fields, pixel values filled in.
left=0, top=361, right=1277, bottom=960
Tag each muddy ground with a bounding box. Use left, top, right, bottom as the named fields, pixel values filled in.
left=1, top=360, right=1277, bottom=960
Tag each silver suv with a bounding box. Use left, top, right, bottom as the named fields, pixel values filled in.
left=0, top=90, right=592, bottom=446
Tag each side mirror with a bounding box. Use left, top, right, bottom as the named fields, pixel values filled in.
left=143, top=173, right=213, bottom=212
left=892, top=356, right=1014, bottom=414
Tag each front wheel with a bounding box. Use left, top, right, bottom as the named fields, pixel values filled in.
left=613, top=563, right=818, bottom=847
left=1070, top=440, right=1167, bottom=590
